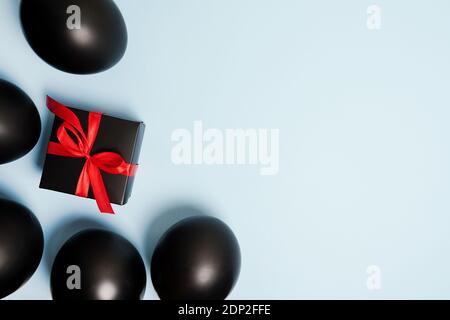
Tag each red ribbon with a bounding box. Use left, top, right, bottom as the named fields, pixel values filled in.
left=46, top=96, right=137, bottom=214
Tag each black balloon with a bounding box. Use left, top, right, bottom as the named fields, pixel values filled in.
left=151, top=216, right=241, bottom=300
left=0, top=80, right=41, bottom=164
left=20, top=0, right=128, bottom=74
left=0, top=199, right=44, bottom=299
left=51, top=229, right=146, bottom=300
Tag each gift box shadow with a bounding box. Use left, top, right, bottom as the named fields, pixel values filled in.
left=43, top=216, right=115, bottom=278
left=144, top=204, right=212, bottom=269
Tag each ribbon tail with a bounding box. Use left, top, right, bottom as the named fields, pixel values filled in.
left=75, top=161, right=92, bottom=198
left=88, top=165, right=115, bottom=214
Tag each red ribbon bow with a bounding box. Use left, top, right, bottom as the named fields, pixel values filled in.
left=46, top=96, right=137, bottom=214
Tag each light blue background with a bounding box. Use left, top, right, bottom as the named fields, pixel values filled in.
left=1, top=0, right=450, bottom=299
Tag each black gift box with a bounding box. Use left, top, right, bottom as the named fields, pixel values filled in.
left=39, top=104, right=145, bottom=206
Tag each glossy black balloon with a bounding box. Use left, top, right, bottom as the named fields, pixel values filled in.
left=0, top=80, right=41, bottom=164
left=151, top=217, right=241, bottom=300
left=20, top=0, right=128, bottom=74
left=0, top=199, right=44, bottom=299
left=51, top=229, right=146, bottom=300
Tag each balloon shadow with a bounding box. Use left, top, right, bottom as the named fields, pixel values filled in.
left=0, top=72, right=47, bottom=170
left=0, top=181, right=22, bottom=203
left=9, top=0, right=21, bottom=20
left=43, top=216, right=113, bottom=278
left=144, top=204, right=211, bottom=268
left=0, top=71, right=50, bottom=171
left=34, top=109, right=53, bottom=170
left=0, top=70, right=18, bottom=85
